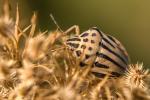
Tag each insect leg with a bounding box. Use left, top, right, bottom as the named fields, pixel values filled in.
left=50, top=14, right=80, bottom=35
left=64, top=25, right=80, bottom=35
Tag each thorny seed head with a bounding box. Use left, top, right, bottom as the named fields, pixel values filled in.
left=124, top=63, right=149, bottom=90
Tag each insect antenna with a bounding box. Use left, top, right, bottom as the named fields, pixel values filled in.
left=50, top=14, right=63, bottom=33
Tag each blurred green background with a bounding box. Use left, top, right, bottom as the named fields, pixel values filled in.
left=1, top=0, right=150, bottom=68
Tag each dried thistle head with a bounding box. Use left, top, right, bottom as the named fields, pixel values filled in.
left=132, top=88, right=150, bottom=100
left=0, top=0, right=14, bottom=40
left=0, top=18, right=14, bottom=37
left=124, top=63, right=149, bottom=90
left=0, top=1, right=150, bottom=100
left=23, top=34, right=47, bottom=61
left=0, top=0, right=15, bottom=36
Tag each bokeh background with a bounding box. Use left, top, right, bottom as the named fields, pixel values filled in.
left=0, top=0, right=150, bottom=68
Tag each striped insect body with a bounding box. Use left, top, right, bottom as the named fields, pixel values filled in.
left=66, top=27, right=130, bottom=78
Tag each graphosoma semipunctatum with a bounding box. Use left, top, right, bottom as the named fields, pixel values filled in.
left=65, top=26, right=130, bottom=78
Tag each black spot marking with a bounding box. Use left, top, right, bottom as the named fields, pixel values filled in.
left=92, top=72, right=106, bottom=78
left=85, top=54, right=90, bottom=59
left=76, top=50, right=81, bottom=57
left=88, top=47, right=93, bottom=51
left=96, top=52, right=125, bottom=70
left=94, top=62, right=109, bottom=68
left=111, top=72, right=121, bottom=77
left=91, top=27, right=103, bottom=37
left=96, top=52, right=99, bottom=55
left=67, top=38, right=81, bottom=42
left=91, top=40, right=95, bottom=43
left=99, top=42, right=102, bottom=47
left=66, top=43, right=79, bottom=48
left=80, top=62, right=87, bottom=67
left=92, top=33, right=96, bottom=36
left=83, top=38, right=88, bottom=42
left=80, top=33, right=89, bottom=37
left=81, top=45, right=86, bottom=49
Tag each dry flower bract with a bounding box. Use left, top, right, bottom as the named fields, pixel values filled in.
left=0, top=1, right=149, bottom=100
